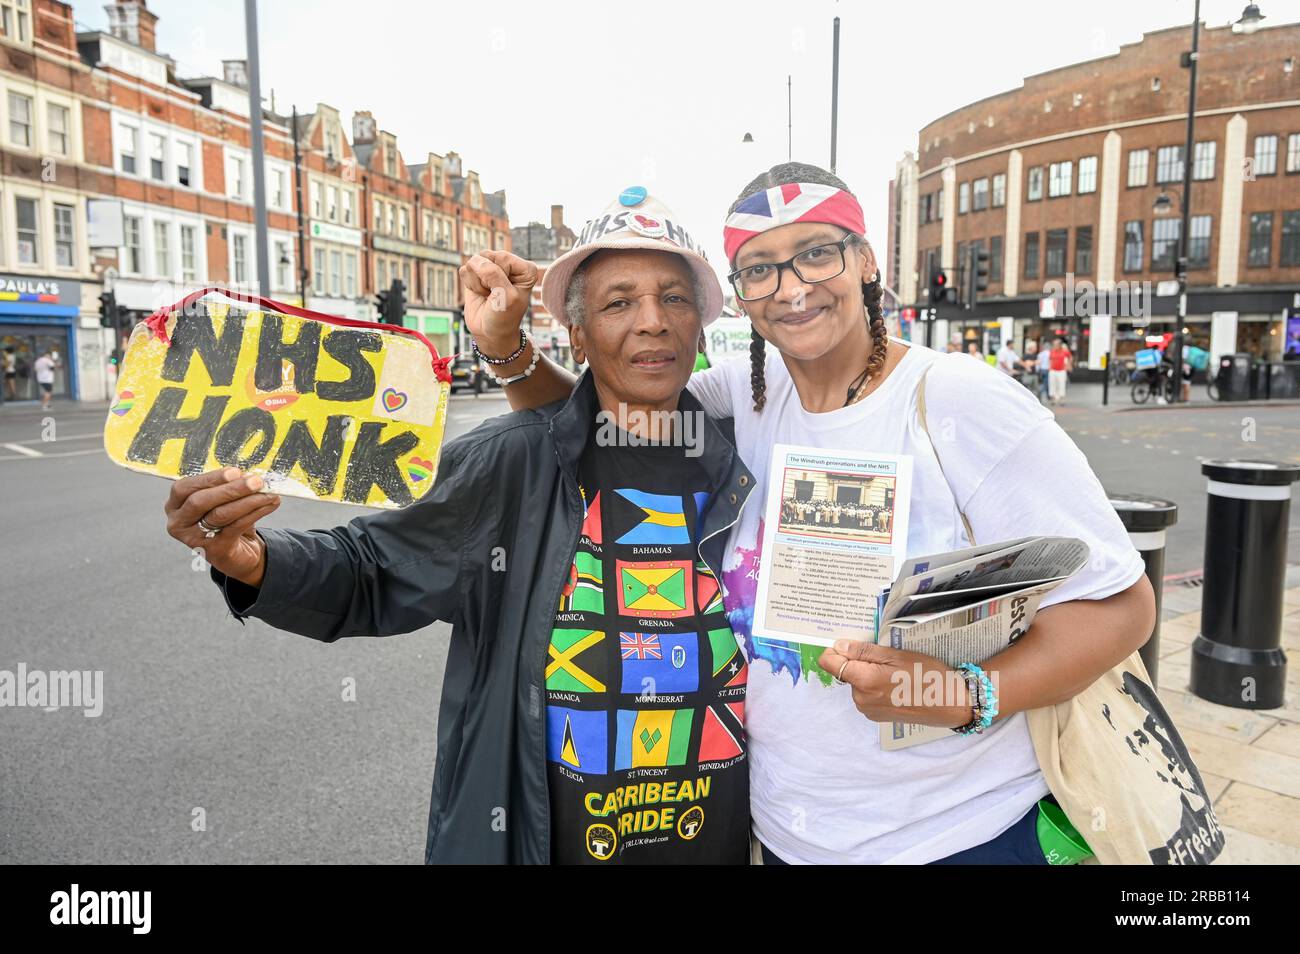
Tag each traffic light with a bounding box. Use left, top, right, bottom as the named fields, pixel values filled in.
left=965, top=245, right=990, bottom=307
left=375, top=288, right=389, bottom=323
left=99, top=290, right=118, bottom=328
left=929, top=269, right=953, bottom=307
left=388, top=279, right=406, bottom=326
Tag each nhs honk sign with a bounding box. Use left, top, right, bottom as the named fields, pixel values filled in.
left=104, top=291, right=451, bottom=509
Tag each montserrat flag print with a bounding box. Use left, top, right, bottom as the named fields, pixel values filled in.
left=104, top=287, right=452, bottom=509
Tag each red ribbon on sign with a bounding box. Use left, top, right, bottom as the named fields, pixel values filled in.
left=144, top=286, right=455, bottom=384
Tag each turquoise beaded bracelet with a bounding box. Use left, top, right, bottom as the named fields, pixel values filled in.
left=952, top=663, right=998, bottom=735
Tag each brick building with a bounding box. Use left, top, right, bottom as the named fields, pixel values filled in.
left=888, top=18, right=1300, bottom=371
left=511, top=203, right=575, bottom=363
left=0, top=0, right=511, bottom=403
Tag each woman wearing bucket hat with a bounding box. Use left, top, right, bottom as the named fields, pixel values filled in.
left=474, top=168, right=1207, bottom=866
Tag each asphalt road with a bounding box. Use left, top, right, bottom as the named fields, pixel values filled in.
left=2, top=386, right=1297, bottom=863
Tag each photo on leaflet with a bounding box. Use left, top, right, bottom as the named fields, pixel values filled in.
left=776, top=467, right=896, bottom=545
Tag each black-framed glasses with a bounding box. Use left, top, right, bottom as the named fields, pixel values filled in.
left=728, top=235, right=857, bottom=302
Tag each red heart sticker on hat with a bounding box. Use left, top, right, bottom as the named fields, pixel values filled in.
left=627, top=213, right=666, bottom=239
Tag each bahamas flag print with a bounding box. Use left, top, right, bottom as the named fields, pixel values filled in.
left=559, top=549, right=604, bottom=613
left=619, top=632, right=699, bottom=694
left=617, top=559, right=694, bottom=618
left=615, top=708, right=694, bottom=769
left=612, top=489, right=690, bottom=545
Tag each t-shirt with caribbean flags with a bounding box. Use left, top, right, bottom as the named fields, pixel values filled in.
left=545, top=431, right=749, bottom=864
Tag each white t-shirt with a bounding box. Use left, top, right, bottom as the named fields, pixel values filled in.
left=687, top=340, right=1145, bottom=864
left=34, top=355, right=55, bottom=384
left=996, top=345, right=1021, bottom=374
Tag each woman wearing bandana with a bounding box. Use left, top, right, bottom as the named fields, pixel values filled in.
left=476, top=163, right=1156, bottom=865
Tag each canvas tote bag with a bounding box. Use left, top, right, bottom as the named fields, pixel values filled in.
left=916, top=366, right=1228, bottom=865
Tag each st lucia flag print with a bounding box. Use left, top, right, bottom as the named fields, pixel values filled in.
left=613, top=489, right=690, bottom=545
left=547, top=705, right=608, bottom=774
left=620, top=631, right=699, bottom=694
left=615, top=708, right=693, bottom=769
left=617, top=560, right=693, bottom=618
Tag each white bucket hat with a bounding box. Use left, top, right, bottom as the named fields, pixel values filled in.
left=540, top=186, right=724, bottom=328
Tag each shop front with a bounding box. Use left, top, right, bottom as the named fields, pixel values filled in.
left=0, top=275, right=82, bottom=404
left=404, top=308, right=455, bottom=360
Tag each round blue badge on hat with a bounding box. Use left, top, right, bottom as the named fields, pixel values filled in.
left=619, top=185, right=648, bottom=207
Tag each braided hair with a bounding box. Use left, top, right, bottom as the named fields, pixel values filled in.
left=731, top=162, right=888, bottom=412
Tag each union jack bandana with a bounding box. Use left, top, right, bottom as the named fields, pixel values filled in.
left=723, top=182, right=865, bottom=263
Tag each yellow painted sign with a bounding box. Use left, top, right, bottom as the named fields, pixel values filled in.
left=104, top=300, right=450, bottom=509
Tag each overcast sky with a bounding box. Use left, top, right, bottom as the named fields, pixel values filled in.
left=78, top=0, right=1288, bottom=284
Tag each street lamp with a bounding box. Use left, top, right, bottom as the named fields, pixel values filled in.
left=1232, top=3, right=1265, bottom=33
left=741, top=132, right=754, bottom=143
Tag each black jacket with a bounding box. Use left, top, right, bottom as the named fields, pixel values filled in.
left=211, top=372, right=756, bottom=863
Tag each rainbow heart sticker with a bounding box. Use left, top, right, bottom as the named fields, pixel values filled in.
left=382, top=387, right=408, bottom=412
left=407, top=456, right=433, bottom=482
left=111, top=390, right=136, bottom=416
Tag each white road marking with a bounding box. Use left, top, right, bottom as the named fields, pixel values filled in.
left=1, top=442, right=42, bottom=456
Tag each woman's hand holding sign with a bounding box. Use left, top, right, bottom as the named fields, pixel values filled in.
left=165, top=468, right=281, bottom=588
left=459, top=250, right=540, bottom=356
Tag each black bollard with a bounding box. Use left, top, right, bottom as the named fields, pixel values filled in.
left=1190, top=460, right=1300, bottom=709
left=1109, top=493, right=1178, bottom=686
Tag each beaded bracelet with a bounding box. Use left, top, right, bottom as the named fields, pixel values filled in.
left=472, top=329, right=529, bottom=366
left=485, top=342, right=541, bottom=387
left=952, top=663, right=998, bottom=736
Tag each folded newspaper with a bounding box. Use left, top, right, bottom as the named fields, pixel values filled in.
left=875, top=535, right=1089, bottom=751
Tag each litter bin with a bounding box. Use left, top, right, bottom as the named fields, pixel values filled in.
left=1213, top=353, right=1253, bottom=401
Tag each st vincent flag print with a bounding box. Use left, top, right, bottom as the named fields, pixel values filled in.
left=617, top=559, right=693, bottom=617
left=619, top=631, right=699, bottom=693
left=612, top=489, right=690, bottom=545
left=616, top=708, right=694, bottom=769
left=547, top=705, right=608, bottom=774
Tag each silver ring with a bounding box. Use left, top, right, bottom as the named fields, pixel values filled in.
left=835, top=660, right=850, bottom=685
left=197, top=517, right=223, bottom=538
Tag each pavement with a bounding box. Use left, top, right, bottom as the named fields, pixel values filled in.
left=1, top=388, right=1297, bottom=864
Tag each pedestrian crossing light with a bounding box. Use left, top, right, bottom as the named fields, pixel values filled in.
left=929, top=269, right=953, bottom=306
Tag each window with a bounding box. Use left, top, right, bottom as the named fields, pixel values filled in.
left=53, top=203, right=74, bottom=267
left=992, top=173, right=1006, bottom=207
left=1077, top=156, right=1097, bottom=194
left=118, top=124, right=138, bottom=174
left=274, top=240, right=289, bottom=289
left=15, top=196, right=37, bottom=264
left=377, top=258, right=388, bottom=290
left=8, top=92, right=31, bottom=147
left=1026, top=166, right=1043, bottom=201
left=229, top=155, right=246, bottom=199
left=936, top=187, right=943, bottom=219
left=123, top=216, right=142, bottom=273
left=149, top=133, right=165, bottom=181
left=1151, top=218, right=1180, bottom=271
left=181, top=225, right=198, bottom=282
left=233, top=234, right=248, bottom=284
left=1247, top=212, right=1272, bottom=267
left=1048, top=161, right=1072, bottom=197
left=1127, top=149, right=1149, bottom=187
left=176, top=142, right=192, bottom=187
left=313, top=247, right=325, bottom=294
left=1187, top=215, right=1212, bottom=269
left=958, top=182, right=969, bottom=214
left=311, top=182, right=323, bottom=218
left=327, top=185, right=338, bottom=221
left=385, top=147, right=396, bottom=177
left=153, top=220, right=170, bottom=276
left=1253, top=135, right=1278, bottom=176
left=372, top=197, right=383, bottom=232
left=1281, top=211, right=1300, bottom=267
left=46, top=103, right=68, bottom=155
left=386, top=204, right=395, bottom=235
left=423, top=264, right=433, bottom=301
left=423, top=211, right=433, bottom=245
left=1156, top=145, right=1184, bottom=184
left=1123, top=220, right=1144, bottom=272
left=1074, top=226, right=1093, bottom=275
left=1, top=0, right=32, bottom=43
left=1045, top=229, right=1068, bottom=276
left=972, top=178, right=989, bottom=211
left=330, top=250, right=341, bottom=296
left=342, top=191, right=354, bottom=225
left=325, top=130, right=338, bottom=161
left=989, top=235, right=1003, bottom=282
left=1288, top=134, right=1300, bottom=174
left=345, top=253, right=357, bottom=297
left=272, top=170, right=286, bottom=210
left=1023, top=231, right=1040, bottom=279
left=1193, top=141, right=1216, bottom=181
left=399, top=207, right=410, bottom=238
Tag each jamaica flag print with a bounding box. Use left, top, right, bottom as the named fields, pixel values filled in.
left=616, top=559, right=694, bottom=618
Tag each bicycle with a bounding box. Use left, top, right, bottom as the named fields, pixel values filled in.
left=1130, top=366, right=1176, bottom=404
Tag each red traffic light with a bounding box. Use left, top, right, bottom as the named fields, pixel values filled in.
left=935, top=273, right=947, bottom=286
left=901, top=307, right=918, bottom=320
